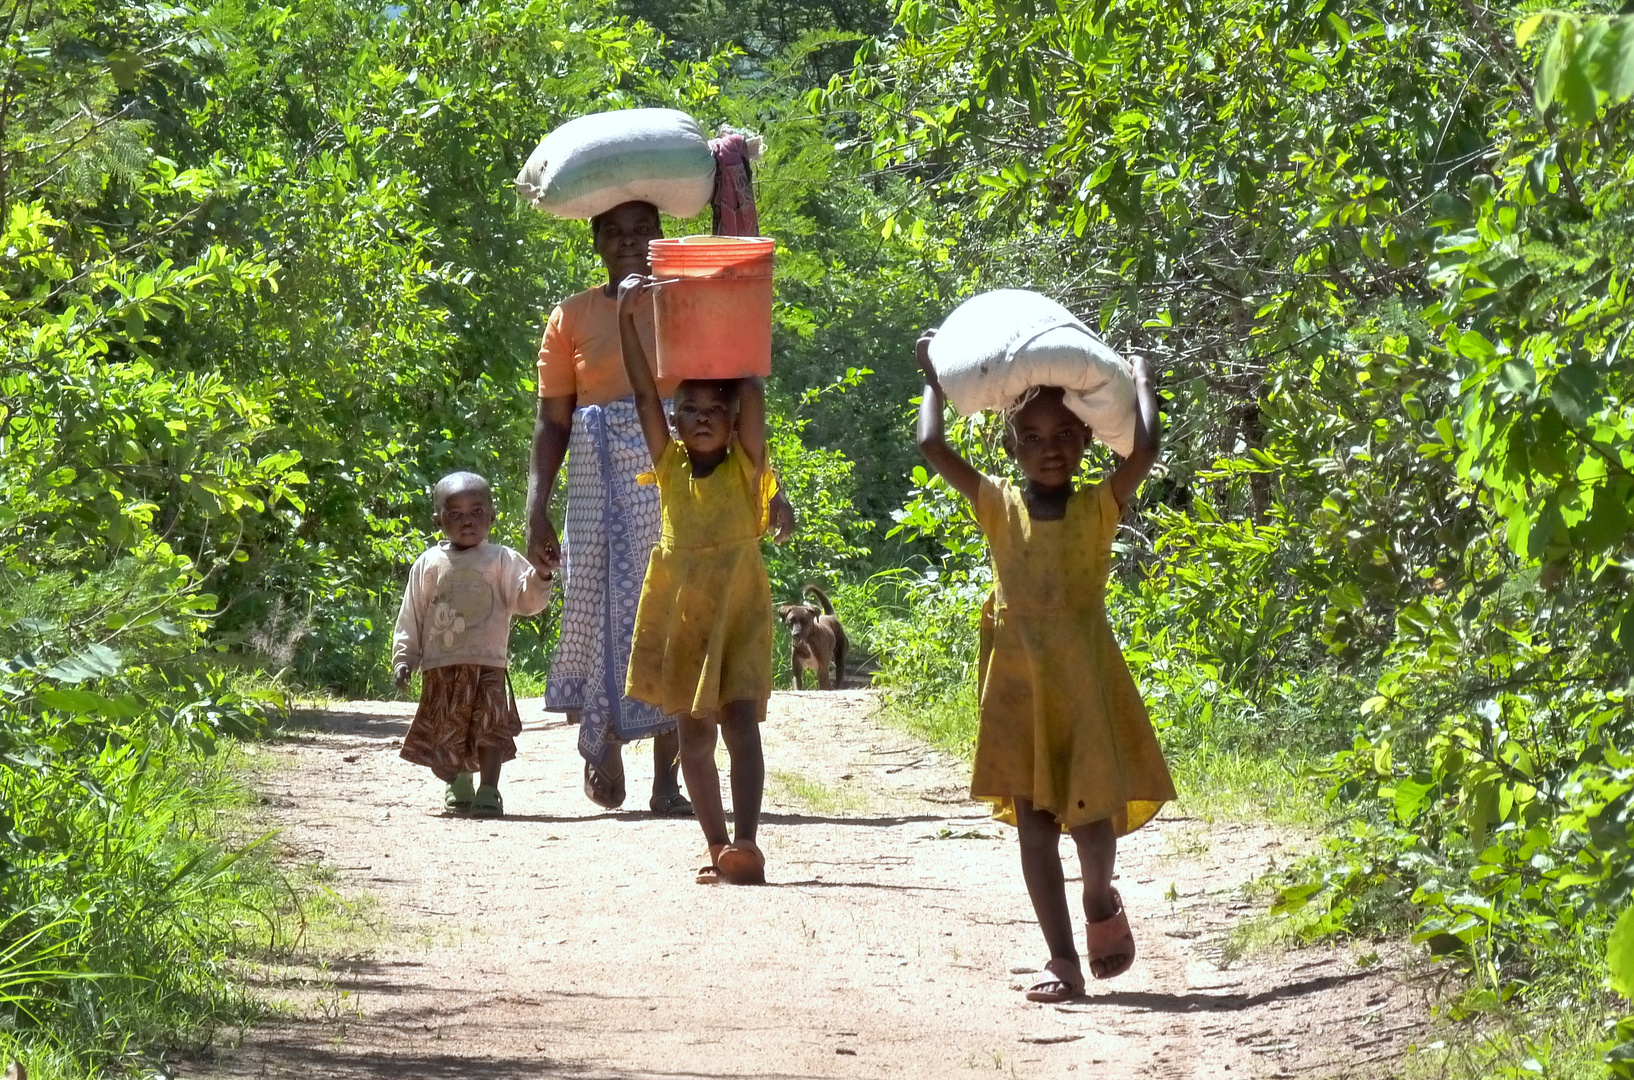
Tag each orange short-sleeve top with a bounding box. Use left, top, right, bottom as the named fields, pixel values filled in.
left=536, top=286, right=679, bottom=406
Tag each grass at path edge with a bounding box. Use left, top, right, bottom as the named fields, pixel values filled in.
left=875, top=687, right=1332, bottom=831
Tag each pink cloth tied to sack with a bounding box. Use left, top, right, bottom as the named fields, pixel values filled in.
left=709, top=133, right=759, bottom=237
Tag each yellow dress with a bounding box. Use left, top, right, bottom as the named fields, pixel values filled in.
left=625, top=440, right=776, bottom=719
left=971, top=474, right=1175, bottom=835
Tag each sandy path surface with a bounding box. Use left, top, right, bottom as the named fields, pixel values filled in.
left=197, top=690, right=1428, bottom=1079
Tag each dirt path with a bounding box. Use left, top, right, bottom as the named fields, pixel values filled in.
left=199, top=691, right=1428, bottom=1079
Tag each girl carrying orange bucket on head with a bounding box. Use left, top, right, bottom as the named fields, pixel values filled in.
left=913, top=330, right=1176, bottom=1002
left=614, top=271, right=791, bottom=886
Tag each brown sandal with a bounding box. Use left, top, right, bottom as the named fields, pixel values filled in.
left=716, top=841, right=766, bottom=885
left=1086, top=889, right=1136, bottom=980
left=695, top=844, right=727, bottom=884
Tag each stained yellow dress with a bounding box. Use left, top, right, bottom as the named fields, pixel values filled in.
left=972, top=475, right=1175, bottom=835
left=626, top=440, right=776, bottom=719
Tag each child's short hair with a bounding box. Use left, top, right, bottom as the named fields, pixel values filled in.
left=675, top=377, right=742, bottom=404
left=1004, top=385, right=1067, bottom=421
left=433, top=471, right=492, bottom=512
left=1001, top=386, right=1090, bottom=454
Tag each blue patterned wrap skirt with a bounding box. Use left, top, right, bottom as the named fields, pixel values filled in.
left=544, top=397, right=675, bottom=765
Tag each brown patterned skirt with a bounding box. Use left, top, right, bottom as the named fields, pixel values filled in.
left=400, top=664, right=521, bottom=777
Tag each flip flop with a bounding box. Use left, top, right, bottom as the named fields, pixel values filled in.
left=1024, top=957, right=1085, bottom=1003
left=471, top=784, right=504, bottom=819
left=582, top=759, right=626, bottom=810
left=1086, top=889, right=1136, bottom=980
left=696, top=843, right=727, bottom=885
left=444, top=772, right=475, bottom=811
left=716, top=840, right=766, bottom=885
left=649, top=791, right=694, bottom=817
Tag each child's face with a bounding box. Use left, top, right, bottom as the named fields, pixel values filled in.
left=673, top=383, right=734, bottom=455
left=1009, top=391, right=1089, bottom=488
left=437, top=489, right=494, bottom=549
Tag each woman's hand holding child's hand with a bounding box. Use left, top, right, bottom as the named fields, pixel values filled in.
left=526, top=514, right=562, bottom=577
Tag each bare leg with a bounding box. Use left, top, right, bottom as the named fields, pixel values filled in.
left=1015, top=797, right=1079, bottom=966
left=651, top=726, right=682, bottom=800
left=718, top=700, right=764, bottom=845
left=601, top=741, right=626, bottom=782
left=678, top=713, right=728, bottom=848
left=479, top=744, right=503, bottom=790
left=1070, top=817, right=1129, bottom=978
left=1070, top=818, right=1118, bottom=921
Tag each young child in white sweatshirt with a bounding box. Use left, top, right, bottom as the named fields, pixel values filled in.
left=393, top=471, right=552, bottom=817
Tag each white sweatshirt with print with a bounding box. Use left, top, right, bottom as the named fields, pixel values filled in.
left=392, top=540, right=551, bottom=673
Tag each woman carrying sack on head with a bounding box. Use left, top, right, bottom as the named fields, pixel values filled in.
left=521, top=119, right=789, bottom=812
left=526, top=200, right=688, bottom=812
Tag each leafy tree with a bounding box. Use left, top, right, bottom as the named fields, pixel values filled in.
left=0, top=0, right=904, bottom=1065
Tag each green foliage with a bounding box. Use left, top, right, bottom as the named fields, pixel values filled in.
left=830, top=0, right=1634, bottom=1072
left=623, top=0, right=889, bottom=73
left=0, top=0, right=907, bottom=1068
left=0, top=564, right=297, bottom=1070
left=1609, top=904, right=1634, bottom=999
left=1522, top=11, right=1634, bottom=123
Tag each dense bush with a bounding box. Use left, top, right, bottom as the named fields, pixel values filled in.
left=826, top=0, right=1634, bottom=1070
left=0, top=0, right=903, bottom=1070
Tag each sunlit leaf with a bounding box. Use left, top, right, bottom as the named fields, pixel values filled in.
left=1538, top=22, right=1571, bottom=112
left=1610, top=904, right=1634, bottom=998
left=1516, top=13, right=1548, bottom=47
left=43, top=644, right=123, bottom=685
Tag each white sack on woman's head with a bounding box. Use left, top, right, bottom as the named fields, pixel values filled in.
left=928, top=289, right=1138, bottom=457
left=515, top=108, right=716, bottom=220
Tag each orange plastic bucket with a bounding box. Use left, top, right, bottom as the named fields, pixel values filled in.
left=648, top=235, right=775, bottom=380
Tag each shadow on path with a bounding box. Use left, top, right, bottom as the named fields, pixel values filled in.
left=1081, top=970, right=1378, bottom=1013
left=192, top=1040, right=837, bottom=1080
left=777, top=878, right=957, bottom=893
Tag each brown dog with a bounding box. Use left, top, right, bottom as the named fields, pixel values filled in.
left=778, top=584, right=848, bottom=691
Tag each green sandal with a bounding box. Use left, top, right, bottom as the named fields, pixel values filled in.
left=471, top=784, right=504, bottom=818
left=444, top=772, right=475, bottom=811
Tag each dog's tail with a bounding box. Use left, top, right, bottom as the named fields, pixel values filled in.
left=802, top=583, right=835, bottom=615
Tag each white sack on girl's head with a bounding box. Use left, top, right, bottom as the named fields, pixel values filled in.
left=514, top=108, right=717, bottom=220
left=927, top=289, right=1138, bottom=457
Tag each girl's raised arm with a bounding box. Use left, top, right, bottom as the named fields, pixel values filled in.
left=1109, top=354, right=1160, bottom=509
left=914, top=332, right=983, bottom=504
left=737, top=380, right=796, bottom=542
left=736, top=376, right=768, bottom=471
left=617, top=274, right=674, bottom=465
